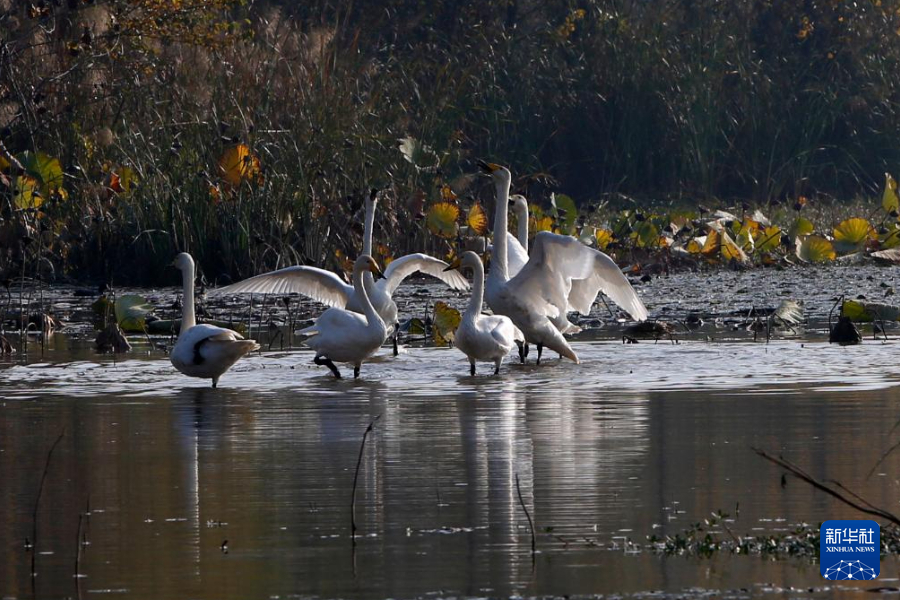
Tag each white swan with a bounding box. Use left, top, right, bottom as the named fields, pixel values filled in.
left=445, top=251, right=523, bottom=375
left=511, top=194, right=530, bottom=250
left=170, top=252, right=260, bottom=388
left=480, top=161, right=648, bottom=364
left=214, top=191, right=468, bottom=353
left=295, top=255, right=387, bottom=379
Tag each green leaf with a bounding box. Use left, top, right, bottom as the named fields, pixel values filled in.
left=788, top=217, right=814, bottom=240
left=551, top=193, right=578, bottom=234
left=842, top=299, right=900, bottom=322
left=631, top=221, right=659, bottom=248
left=115, top=294, right=155, bottom=332
left=18, top=151, right=63, bottom=196
left=756, top=226, right=782, bottom=252
left=883, top=173, right=899, bottom=214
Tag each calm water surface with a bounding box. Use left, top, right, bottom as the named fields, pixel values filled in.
left=3, top=265, right=900, bottom=599
left=2, top=336, right=900, bottom=599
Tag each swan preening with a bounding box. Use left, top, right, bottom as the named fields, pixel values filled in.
left=170, top=252, right=260, bottom=388
left=480, top=160, right=648, bottom=365
left=295, top=255, right=387, bottom=379
left=445, top=251, right=523, bottom=375
left=214, top=190, right=468, bottom=354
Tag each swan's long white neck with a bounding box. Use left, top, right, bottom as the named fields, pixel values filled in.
left=491, top=177, right=510, bottom=282
left=362, top=196, right=377, bottom=290
left=180, top=258, right=196, bottom=335
left=353, top=262, right=383, bottom=330
left=464, top=258, right=485, bottom=322
left=515, top=202, right=529, bottom=252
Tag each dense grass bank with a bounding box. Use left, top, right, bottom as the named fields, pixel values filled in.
left=2, top=0, right=900, bottom=283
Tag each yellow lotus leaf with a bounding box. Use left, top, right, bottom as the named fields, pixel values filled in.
left=530, top=215, right=554, bottom=233
left=719, top=230, right=749, bottom=263
left=833, top=217, right=874, bottom=253
left=433, top=301, right=461, bottom=347
left=703, top=228, right=748, bottom=262
left=219, top=143, right=262, bottom=187
left=742, top=218, right=761, bottom=234
left=795, top=235, right=836, bottom=263
left=595, top=228, right=613, bottom=250
left=701, top=229, right=721, bottom=256
left=686, top=237, right=705, bottom=254
left=14, top=175, right=41, bottom=209
left=841, top=299, right=900, bottom=322
left=466, top=203, right=489, bottom=236
left=884, top=172, right=899, bottom=213
left=788, top=216, right=814, bottom=239
left=756, top=226, right=783, bottom=252
left=425, top=201, right=460, bottom=238
left=0, top=153, right=8, bottom=171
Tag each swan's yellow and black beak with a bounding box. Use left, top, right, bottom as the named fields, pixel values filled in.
left=443, top=256, right=462, bottom=272
left=477, top=159, right=501, bottom=174
left=369, top=260, right=385, bottom=280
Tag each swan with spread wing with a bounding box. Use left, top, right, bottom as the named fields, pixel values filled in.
left=214, top=190, right=468, bottom=353
left=295, top=255, right=386, bottom=379
left=480, top=161, right=648, bottom=364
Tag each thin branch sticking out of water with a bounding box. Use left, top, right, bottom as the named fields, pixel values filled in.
left=515, top=473, right=536, bottom=557
left=752, top=447, right=900, bottom=527
left=32, top=430, right=65, bottom=579
left=351, top=415, right=381, bottom=541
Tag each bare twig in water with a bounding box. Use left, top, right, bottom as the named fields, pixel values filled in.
left=351, top=415, right=381, bottom=540
left=867, top=438, right=900, bottom=480
left=74, top=494, right=89, bottom=583
left=32, top=430, right=65, bottom=579
left=515, top=473, right=536, bottom=557
left=752, top=447, right=900, bottom=526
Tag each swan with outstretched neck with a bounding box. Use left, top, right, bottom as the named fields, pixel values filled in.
left=214, top=190, right=468, bottom=354
left=170, top=253, right=260, bottom=387
left=295, top=254, right=387, bottom=379
left=445, top=251, right=523, bottom=375
left=480, top=161, right=648, bottom=365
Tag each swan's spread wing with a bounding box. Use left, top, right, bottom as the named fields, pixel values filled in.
left=506, top=235, right=528, bottom=278
left=528, top=232, right=648, bottom=321
left=213, top=266, right=353, bottom=307
left=381, top=253, right=470, bottom=296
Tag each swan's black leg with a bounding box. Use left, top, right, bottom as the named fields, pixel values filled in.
left=393, top=323, right=401, bottom=356
left=524, top=343, right=530, bottom=358
left=517, top=341, right=526, bottom=364
left=211, top=378, right=218, bottom=389
left=315, top=355, right=342, bottom=379
left=470, top=362, right=476, bottom=376
left=536, top=343, right=544, bottom=365
left=493, top=364, right=500, bottom=375
left=354, top=364, right=361, bottom=379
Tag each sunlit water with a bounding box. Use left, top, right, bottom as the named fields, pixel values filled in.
left=3, top=266, right=900, bottom=599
